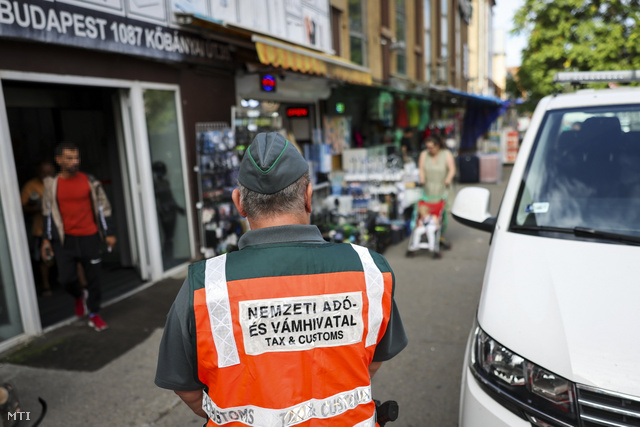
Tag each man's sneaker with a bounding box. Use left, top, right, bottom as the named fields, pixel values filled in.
left=75, top=290, right=88, bottom=318
left=88, top=314, right=108, bottom=331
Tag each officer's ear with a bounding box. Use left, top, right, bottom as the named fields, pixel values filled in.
left=232, top=188, right=247, bottom=218
left=304, top=183, right=313, bottom=213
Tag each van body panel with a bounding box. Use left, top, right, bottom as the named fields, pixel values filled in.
left=457, top=84, right=640, bottom=425
left=478, top=231, right=640, bottom=397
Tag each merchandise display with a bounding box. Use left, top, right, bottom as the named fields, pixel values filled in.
left=311, top=144, right=415, bottom=254
left=214, top=98, right=431, bottom=256
left=195, top=122, right=244, bottom=256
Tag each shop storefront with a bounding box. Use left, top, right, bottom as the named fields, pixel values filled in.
left=0, top=0, right=246, bottom=348
left=234, top=71, right=329, bottom=147
left=318, top=84, right=433, bottom=247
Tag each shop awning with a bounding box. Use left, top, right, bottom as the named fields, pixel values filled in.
left=174, top=13, right=371, bottom=85
left=447, top=88, right=503, bottom=107
left=253, top=35, right=372, bottom=86
left=450, top=89, right=509, bottom=151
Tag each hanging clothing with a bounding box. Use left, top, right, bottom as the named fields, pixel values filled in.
left=378, top=91, right=394, bottom=127
left=407, top=98, right=420, bottom=128
left=417, top=99, right=431, bottom=131
left=395, top=98, right=409, bottom=128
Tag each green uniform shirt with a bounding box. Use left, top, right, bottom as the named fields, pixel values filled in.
left=155, top=224, right=408, bottom=391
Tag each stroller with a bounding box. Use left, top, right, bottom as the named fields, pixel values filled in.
left=405, top=196, right=449, bottom=259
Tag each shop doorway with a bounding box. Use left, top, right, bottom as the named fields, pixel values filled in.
left=3, top=80, right=143, bottom=328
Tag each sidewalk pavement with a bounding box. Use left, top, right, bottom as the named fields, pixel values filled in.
left=0, top=270, right=205, bottom=426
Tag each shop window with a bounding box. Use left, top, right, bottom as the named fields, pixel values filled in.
left=441, top=0, right=449, bottom=70
left=331, top=6, right=342, bottom=56
left=0, top=201, right=24, bottom=341
left=455, top=7, right=461, bottom=85
left=424, top=0, right=432, bottom=83
left=348, top=0, right=367, bottom=66
left=143, top=89, right=190, bottom=271
left=395, top=0, right=407, bottom=75
left=415, top=0, right=423, bottom=79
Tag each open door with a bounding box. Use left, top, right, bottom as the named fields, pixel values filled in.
left=114, top=89, right=151, bottom=281
left=3, top=79, right=146, bottom=328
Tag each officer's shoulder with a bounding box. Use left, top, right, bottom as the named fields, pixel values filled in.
left=347, top=243, right=393, bottom=273
left=188, top=257, right=210, bottom=272
left=187, top=252, right=229, bottom=273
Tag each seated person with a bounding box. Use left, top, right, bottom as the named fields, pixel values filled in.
left=408, top=202, right=440, bottom=253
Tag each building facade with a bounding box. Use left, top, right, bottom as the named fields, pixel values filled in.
left=467, top=0, right=497, bottom=97
left=0, top=0, right=254, bottom=350
left=0, top=0, right=501, bottom=350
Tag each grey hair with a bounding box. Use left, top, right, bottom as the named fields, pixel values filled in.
left=238, top=172, right=310, bottom=219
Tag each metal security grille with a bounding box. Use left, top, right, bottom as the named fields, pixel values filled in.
left=578, top=384, right=640, bottom=427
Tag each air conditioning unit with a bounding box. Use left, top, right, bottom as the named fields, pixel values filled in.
left=390, top=40, right=406, bottom=51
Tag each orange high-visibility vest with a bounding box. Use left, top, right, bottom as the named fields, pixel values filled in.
left=191, top=243, right=394, bottom=426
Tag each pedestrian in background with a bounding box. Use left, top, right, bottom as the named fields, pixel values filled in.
left=21, top=160, right=56, bottom=296
left=41, top=142, right=116, bottom=331
left=155, top=132, right=408, bottom=425
left=419, top=135, right=456, bottom=198
left=418, top=135, right=456, bottom=245
left=152, top=160, right=185, bottom=265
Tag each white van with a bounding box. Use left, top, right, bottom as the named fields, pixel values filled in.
left=453, top=74, right=640, bottom=427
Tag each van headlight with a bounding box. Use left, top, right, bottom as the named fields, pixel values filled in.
left=471, top=327, right=578, bottom=427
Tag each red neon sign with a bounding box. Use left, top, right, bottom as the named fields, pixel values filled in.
left=286, top=107, right=309, bottom=118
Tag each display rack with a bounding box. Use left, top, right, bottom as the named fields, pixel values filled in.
left=195, top=122, right=243, bottom=256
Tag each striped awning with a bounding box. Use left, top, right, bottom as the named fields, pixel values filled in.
left=254, top=36, right=372, bottom=86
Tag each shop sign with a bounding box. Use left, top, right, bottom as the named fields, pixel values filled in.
left=286, top=107, right=309, bottom=118
left=504, top=129, right=520, bottom=163
left=182, top=0, right=332, bottom=53
left=0, top=0, right=233, bottom=64
left=261, top=74, right=277, bottom=92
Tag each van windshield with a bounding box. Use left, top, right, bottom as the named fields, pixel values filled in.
left=512, top=105, right=640, bottom=241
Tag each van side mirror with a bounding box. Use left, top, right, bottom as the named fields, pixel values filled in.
left=451, top=187, right=497, bottom=233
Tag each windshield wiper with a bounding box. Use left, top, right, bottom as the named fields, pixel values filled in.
left=573, top=227, right=640, bottom=245
left=511, top=225, right=575, bottom=234
left=512, top=225, right=640, bottom=245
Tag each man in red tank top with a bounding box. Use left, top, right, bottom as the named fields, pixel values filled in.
left=41, top=143, right=117, bottom=331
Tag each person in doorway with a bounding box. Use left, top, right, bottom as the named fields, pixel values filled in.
left=418, top=135, right=456, bottom=247
left=155, top=132, right=408, bottom=425
left=152, top=160, right=185, bottom=265
left=21, top=161, right=56, bottom=296
left=41, top=142, right=116, bottom=332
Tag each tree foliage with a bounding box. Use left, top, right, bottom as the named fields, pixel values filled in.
left=512, top=0, right=640, bottom=109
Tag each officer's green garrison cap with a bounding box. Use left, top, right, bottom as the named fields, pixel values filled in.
left=238, top=132, right=309, bottom=194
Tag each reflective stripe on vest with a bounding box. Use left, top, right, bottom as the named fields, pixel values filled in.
left=204, top=254, right=240, bottom=368
left=202, top=385, right=375, bottom=427
left=203, top=244, right=385, bottom=367
left=349, top=244, right=385, bottom=347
